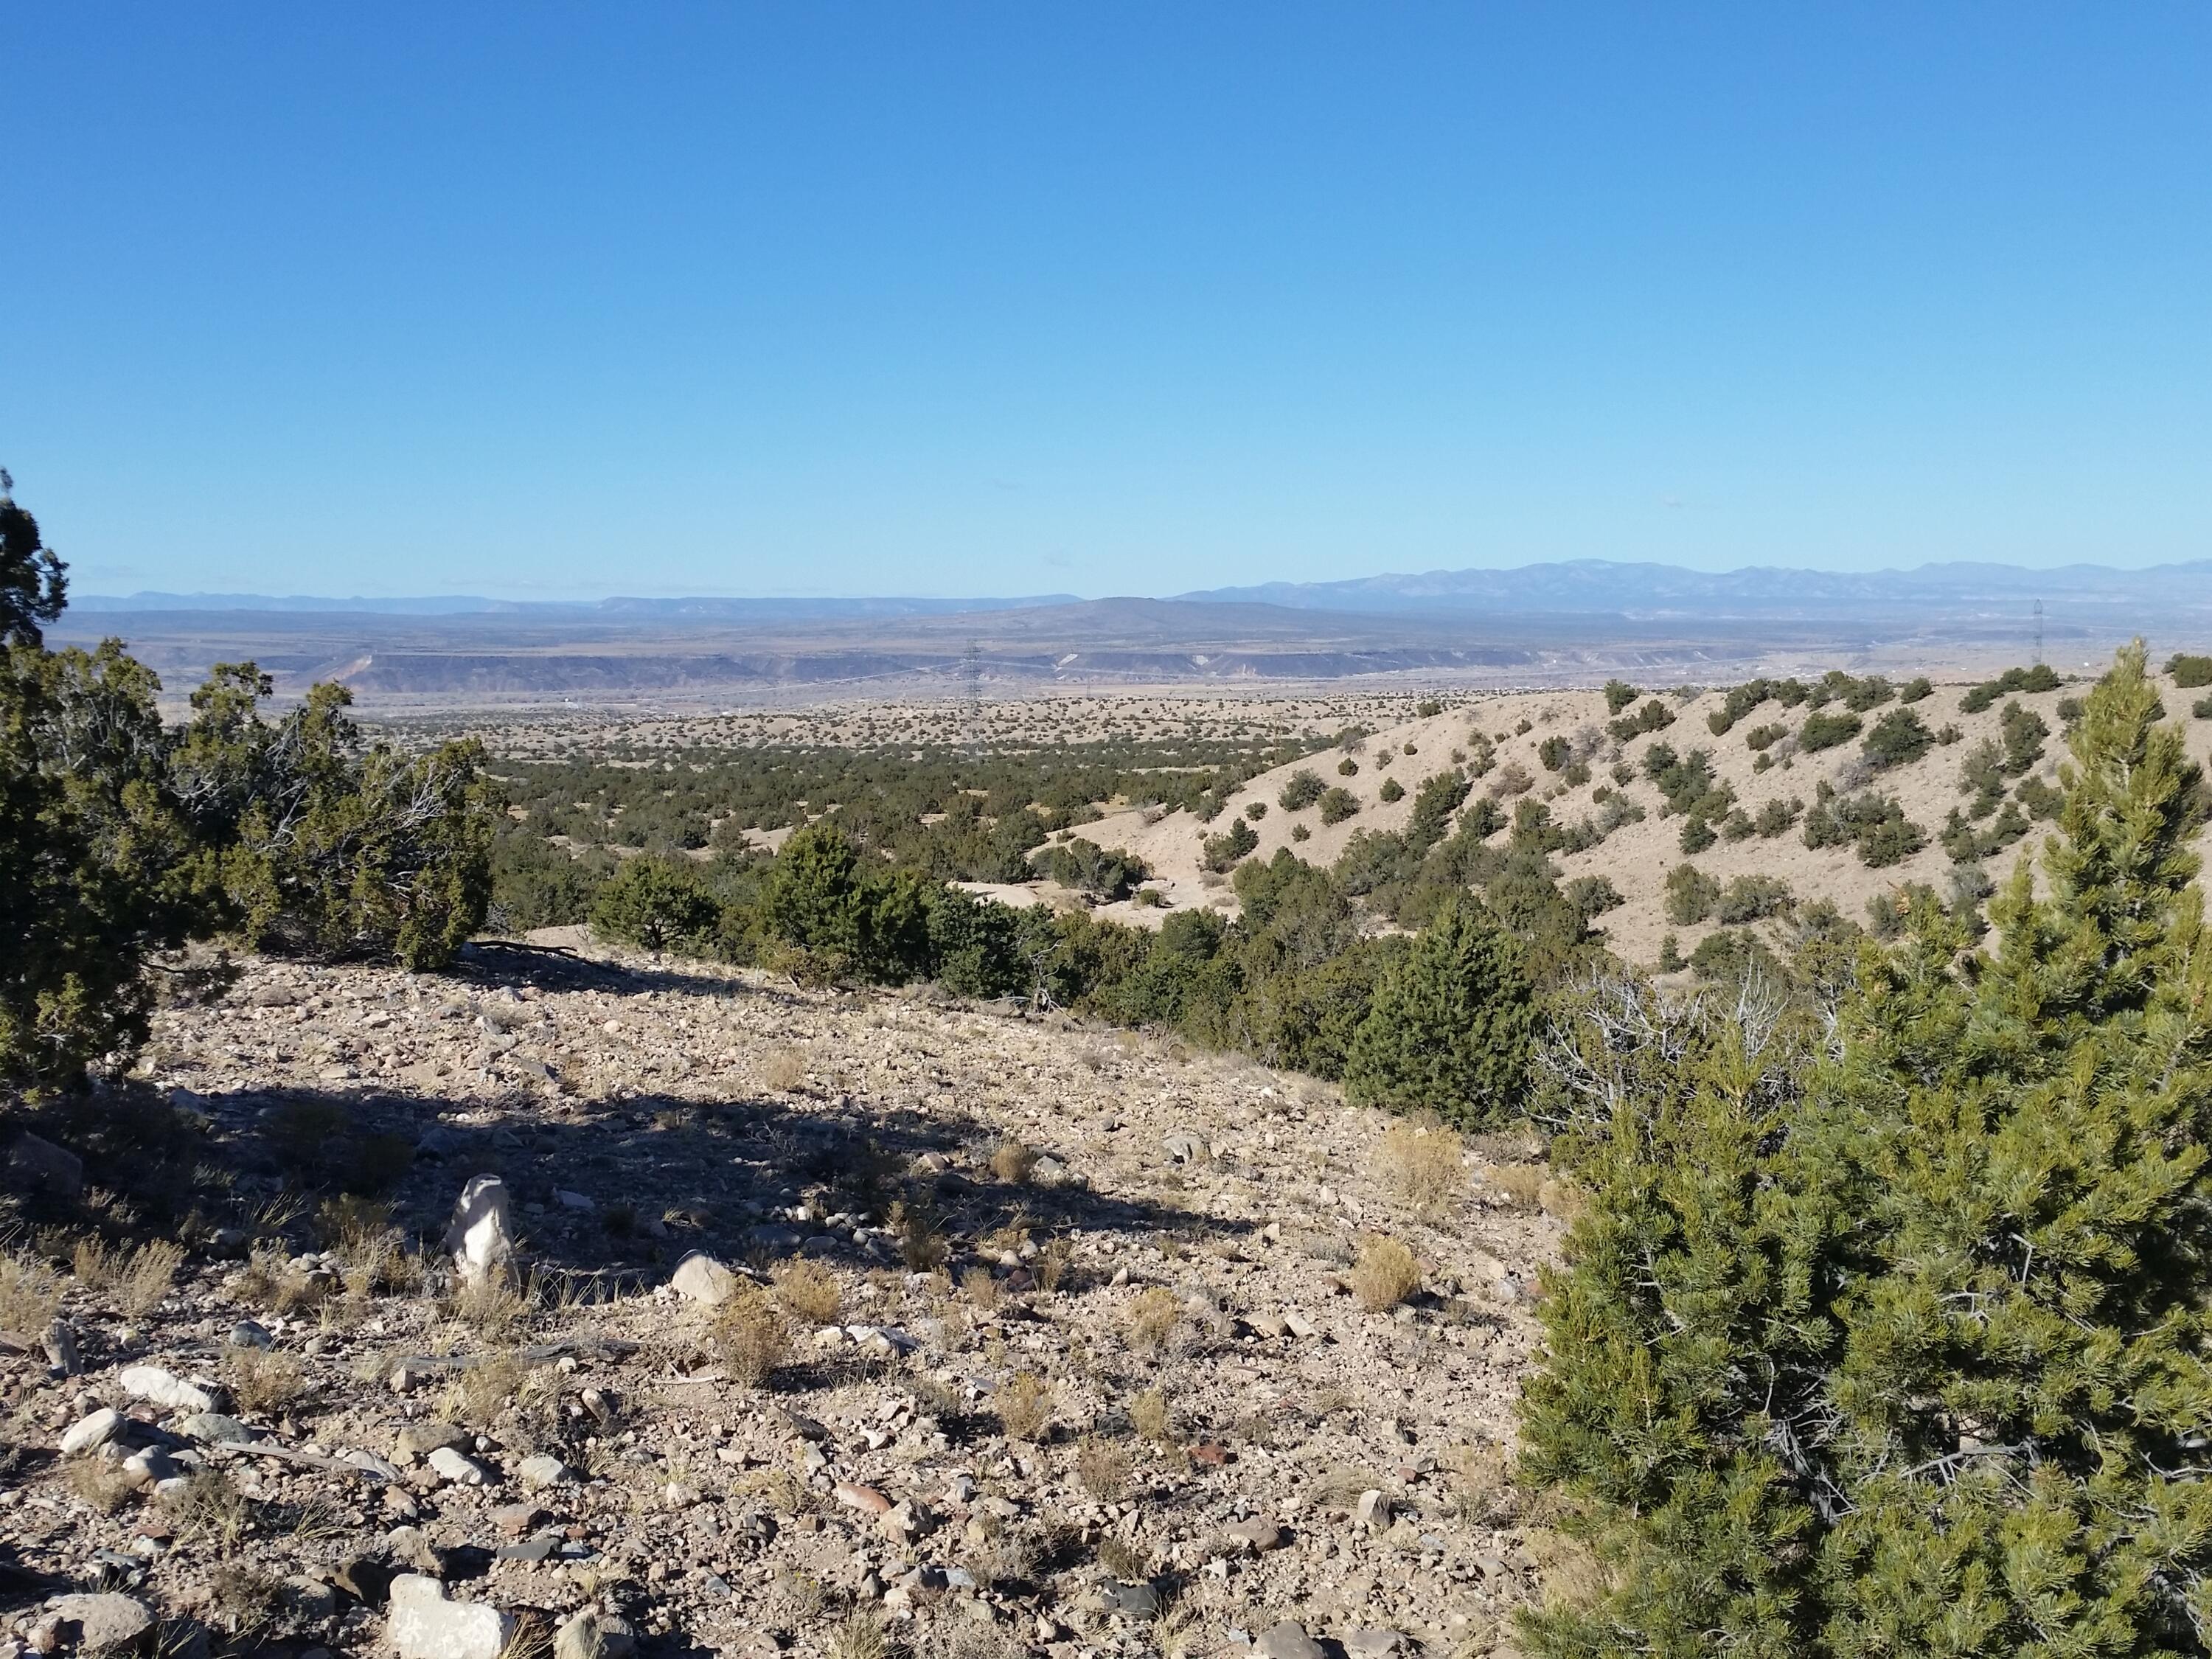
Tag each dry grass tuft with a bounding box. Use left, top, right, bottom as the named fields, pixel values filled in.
left=1526, top=1526, right=1609, bottom=1613
left=1486, top=1163, right=1548, bottom=1211
left=1352, top=1234, right=1423, bottom=1311
left=164, top=1468, right=254, bottom=1556
left=712, top=1287, right=791, bottom=1387
left=1444, top=1441, right=1518, bottom=1526
left=224, top=1346, right=306, bottom=1417
left=961, top=1267, right=1001, bottom=1311
left=1096, top=1534, right=1151, bottom=1583
left=988, top=1138, right=1038, bottom=1184
left=889, top=1198, right=947, bottom=1273
left=449, top=1270, right=533, bottom=1340
left=772, top=1257, right=843, bottom=1324
left=68, top=1457, right=142, bottom=1514
left=825, top=1610, right=888, bottom=1659
left=0, top=1250, right=63, bottom=1335
left=760, top=1046, right=809, bottom=1093
left=439, top=1350, right=549, bottom=1430
left=206, top=1562, right=281, bottom=1636
left=1033, top=1237, right=1074, bottom=1293
left=1122, top=1286, right=1181, bottom=1354
left=1130, top=1386, right=1175, bottom=1446
left=1377, top=1119, right=1467, bottom=1220
left=1077, top=1433, right=1134, bottom=1500
left=997, top=1370, right=1053, bottom=1441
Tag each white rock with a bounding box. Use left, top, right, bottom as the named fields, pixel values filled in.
left=517, top=1453, right=569, bottom=1490
left=669, top=1251, right=741, bottom=1307
left=386, top=1576, right=515, bottom=1659
left=427, top=1446, right=491, bottom=1486
left=60, top=1408, right=122, bottom=1456
left=117, top=1365, right=217, bottom=1413
left=47, top=1594, right=153, bottom=1654
left=442, top=1175, right=515, bottom=1290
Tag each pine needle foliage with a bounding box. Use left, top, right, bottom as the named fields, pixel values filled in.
left=1520, top=641, right=2212, bottom=1658
left=1343, top=895, right=1534, bottom=1125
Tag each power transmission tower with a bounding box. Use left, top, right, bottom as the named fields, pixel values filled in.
left=961, top=641, right=984, bottom=757
left=2033, top=599, right=2045, bottom=666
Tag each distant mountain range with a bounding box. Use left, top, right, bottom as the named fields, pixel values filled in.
left=76, top=557, right=2212, bottom=624
left=71, top=592, right=1079, bottom=619
left=1174, top=557, right=2212, bottom=619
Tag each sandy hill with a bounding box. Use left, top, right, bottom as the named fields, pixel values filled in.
left=1064, top=669, right=2181, bottom=965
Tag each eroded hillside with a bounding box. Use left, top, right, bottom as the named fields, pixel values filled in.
left=1, top=945, right=1563, bottom=1659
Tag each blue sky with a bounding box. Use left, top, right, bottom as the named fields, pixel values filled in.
left=5, top=5, right=2208, bottom=599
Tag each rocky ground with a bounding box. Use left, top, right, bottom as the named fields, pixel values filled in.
left=0, top=942, right=1566, bottom=1659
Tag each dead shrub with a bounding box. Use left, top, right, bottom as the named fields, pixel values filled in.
left=712, top=1287, right=790, bottom=1387
left=989, top=1138, right=1038, bottom=1184
left=164, top=1468, right=254, bottom=1556
left=1095, top=1534, right=1150, bottom=1583
left=1352, top=1234, right=1422, bottom=1311
left=1130, top=1387, right=1174, bottom=1446
left=772, top=1257, right=842, bottom=1324
left=760, top=1046, right=808, bottom=1093
left=117, top=1240, right=185, bottom=1316
left=68, top=1457, right=141, bottom=1514
left=1444, top=1441, right=1518, bottom=1526
left=1033, top=1237, right=1074, bottom=1293
left=961, top=1267, right=1001, bottom=1312
left=449, top=1270, right=532, bottom=1340
left=0, top=1250, right=62, bottom=1335
left=1377, top=1119, right=1466, bottom=1220
left=1077, top=1434, right=1133, bottom=1501
left=206, top=1562, right=281, bottom=1636
left=889, top=1198, right=947, bottom=1273
left=1486, top=1163, right=1547, bottom=1211
left=225, top=1346, right=306, bottom=1417
left=826, top=1611, right=888, bottom=1659
left=997, top=1370, right=1053, bottom=1441
left=1121, top=1286, right=1180, bottom=1354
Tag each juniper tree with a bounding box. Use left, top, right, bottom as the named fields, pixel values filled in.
left=1520, top=641, right=2212, bottom=1657
left=1343, top=896, right=1534, bottom=1125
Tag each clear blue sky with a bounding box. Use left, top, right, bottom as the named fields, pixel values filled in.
left=6, top=5, right=2208, bottom=599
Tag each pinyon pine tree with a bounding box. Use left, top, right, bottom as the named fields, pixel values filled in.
left=1343, top=895, right=1534, bottom=1124
left=1521, top=641, right=2212, bottom=1658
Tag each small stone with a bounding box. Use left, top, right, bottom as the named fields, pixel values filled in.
left=442, top=1175, right=515, bottom=1290
left=1345, top=1632, right=1405, bottom=1659
left=116, top=1365, right=217, bottom=1414
left=516, top=1453, right=569, bottom=1490
left=60, top=1408, right=123, bottom=1456
left=280, top=1576, right=342, bottom=1621
left=1226, top=1519, right=1283, bottom=1552
left=46, top=1596, right=152, bottom=1655
left=669, top=1251, right=742, bottom=1307
left=554, top=1189, right=594, bottom=1212
left=44, top=1320, right=81, bottom=1376
left=386, top=1576, right=515, bottom=1659
left=491, top=1503, right=544, bottom=1538
left=9, top=1133, right=83, bottom=1197
left=427, top=1446, right=491, bottom=1486
left=554, top=1612, right=636, bottom=1659
left=493, top=1537, right=554, bottom=1563
left=396, top=1422, right=471, bottom=1461
left=1258, top=1623, right=1324, bottom=1659
left=834, top=1482, right=893, bottom=1517
left=177, top=1413, right=253, bottom=1446
left=1354, top=1489, right=1391, bottom=1532
left=1283, top=1310, right=1318, bottom=1340
left=1102, top=1581, right=1161, bottom=1619
left=226, top=1321, right=274, bottom=1350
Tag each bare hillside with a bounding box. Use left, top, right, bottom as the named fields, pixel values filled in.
left=1068, top=670, right=2184, bottom=966
left=1, top=947, right=1562, bottom=1658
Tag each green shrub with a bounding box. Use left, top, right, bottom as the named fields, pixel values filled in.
left=1712, top=873, right=1792, bottom=924
left=1606, top=698, right=1675, bottom=744
left=1520, top=641, right=2212, bottom=1658
left=590, top=855, right=720, bottom=951
left=1378, top=776, right=1405, bottom=803
left=1343, top=899, right=1534, bottom=1127
left=1663, top=863, right=1719, bottom=926
left=1279, top=769, right=1326, bottom=812
left=1538, top=735, right=1572, bottom=772
left=1797, top=709, right=1863, bottom=752
left=1859, top=707, right=1933, bottom=770
left=1602, top=679, right=1639, bottom=716
left=2166, top=652, right=2212, bottom=687
left=1317, top=787, right=1360, bottom=826
left=1899, top=675, right=1933, bottom=702
left=1960, top=661, right=2061, bottom=712
left=1201, top=817, right=1259, bottom=872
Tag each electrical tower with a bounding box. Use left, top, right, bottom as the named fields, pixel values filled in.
left=2033, top=599, right=2045, bottom=666
left=961, top=641, right=984, bottom=757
